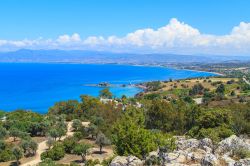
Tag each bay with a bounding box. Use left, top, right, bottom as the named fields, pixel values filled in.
left=0, top=63, right=216, bottom=113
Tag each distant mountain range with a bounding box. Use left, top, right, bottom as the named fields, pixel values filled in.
left=0, top=49, right=249, bottom=64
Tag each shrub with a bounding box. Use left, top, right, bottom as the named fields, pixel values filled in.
left=85, top=159, right=100, bottom=166
left=230, top=90, right=236, bottom=96
left=0, top=126, right=8, bottom=139
left=73, top=132, right=83, bottom=141
left=112, top=113, right=174, bottom=159
left=188, top=108, right=234, bottom=142
left=63, top=137, right=77, bottom=154
left=196, top=126, right=234, bottom=143
left=41, top=143, right=65, bottom=161
left=231, top=147, right=250, bottom=160
left=101, top=156, right=116, bottom=166
left=0, top=140, right=6, bottom=150
left=39, top=158, right=57, bottom=166
left=189, top=83, right=204, bottom=96
left=0, top=149, right=14, bottom=162
left=216, top=84, right=225, bottom=94
left=145, top=154, right=160, bottom=166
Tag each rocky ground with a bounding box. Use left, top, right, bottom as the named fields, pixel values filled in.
left=110, top=135, right=250, bottom=166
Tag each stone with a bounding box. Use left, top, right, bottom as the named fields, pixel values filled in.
left=165, top=164, right=188, bottom=166
left=215, top=135, right=250, bottom=155
left=199, top=138, right=213, bottom=153
left=176, top=138, right=200, bottom=151
left=234, top=158, right=250, bottom=166
left=110, top=156, right=143, bottom=166
left=221, top=154, right=236, bottom=166
left=200, top=153, right=219, bottom=166
left=167, top=152, right=186, bottom=163
left=200, top=138, right=213, bottom=148
left=186, top=149, right=207, bottom=163
left=148, top=151, right=158, bottom=158
left=110, top=156, right=127, bottom=166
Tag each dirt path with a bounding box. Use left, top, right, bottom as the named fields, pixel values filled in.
left=21, top=121, right=89, bottom=166
left=21, top=140, right=48, bottom=166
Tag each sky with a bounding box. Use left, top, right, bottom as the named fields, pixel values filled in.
left=0, top=0, right=250, bottom=55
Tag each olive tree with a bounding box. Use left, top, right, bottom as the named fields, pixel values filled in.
left=20, top=139, right=38, bottom=156
left=95, top=132, right=110, bottom=153
left=12, top=146, right=23, bottom=165
left=46, top=137, right=55, bottom=150
left=72, top=119, right=82, bottom=131
left=73, top=143, right=92, bottom=162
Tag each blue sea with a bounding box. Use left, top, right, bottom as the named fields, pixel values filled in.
left=0, top=63, right=216, bottom=113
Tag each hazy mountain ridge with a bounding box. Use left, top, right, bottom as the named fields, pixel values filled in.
left=0, top=49, right=249, bottom=64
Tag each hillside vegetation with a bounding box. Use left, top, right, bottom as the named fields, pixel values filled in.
left=0, top=75, right=249, bottom=165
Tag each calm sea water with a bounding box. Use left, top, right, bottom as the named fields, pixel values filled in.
left=0, top=63, right=216, bottom=113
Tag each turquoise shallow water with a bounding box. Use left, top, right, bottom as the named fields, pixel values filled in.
left=0, top=63, right=216, bottom=113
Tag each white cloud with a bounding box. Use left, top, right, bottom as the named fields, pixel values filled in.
left=1, top=18, right=250, bottom=55
left=57, top=33, right=81, bottom=43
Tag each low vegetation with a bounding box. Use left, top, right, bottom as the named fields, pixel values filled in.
left=0, top=75, right=249, bottom=165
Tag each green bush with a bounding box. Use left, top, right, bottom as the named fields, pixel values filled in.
left=63, top=137, right=77, bottom=154
left=101, top=156, right=116, bottom=166
left=39, top=158, right=57, bottom=166
left=196, top=126, right=234, bottom=143
left=85, top=159, right=100, bottom=166
left=112, top=109, right=174, bottom=159
left=231, top=147, right=250, bottom=159
left=0, top=126, right=8, bottom=139
left=188, top=108, right=234, bottom=142
left=145, top=154, right=160, bottom=166
left=0, top=149, right=14, bottom=162
left=73, top=131, right=83, bottom=141
left=41, top=143, right=65, bottom=161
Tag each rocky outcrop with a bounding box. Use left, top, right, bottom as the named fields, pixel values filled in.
left=215, top=135, right=250, bottom=155
left=221, top=154, right=236, bottom=166
left=111, top=135, right=250, bottom=166
left=199, top=138, right=213, bottom=153
left=176, top=138, right=200, bottom=151
left=110, top=156, right=143, bottom=166
left=200, top=153, right=219, bottom=166
left=234, top=158, right=250, bottom=166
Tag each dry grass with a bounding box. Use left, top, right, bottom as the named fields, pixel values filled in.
left=160, top=77, right=238, bottom=91
left=56, top=154, right=82, bottom=165
left=32, top=136, right=46, bottom=143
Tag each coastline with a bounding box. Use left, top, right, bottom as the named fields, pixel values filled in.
left=0, top=63, right=222, bottom=113
left=0, top=61, right=224, bottom=76
left=174, top=68, right=224, bottom=77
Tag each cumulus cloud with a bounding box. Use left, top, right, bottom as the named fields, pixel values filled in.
left=57, top=33, right=81, bottom=43
left=1, top=18, right=250, bottom=55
